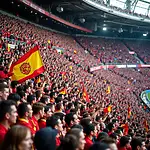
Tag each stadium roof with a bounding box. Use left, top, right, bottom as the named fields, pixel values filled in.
left=32, top=0, right=150, bottom=33
left=107, top=0, right=150, bottom=16
left=1, top=0, right=150, bottom=38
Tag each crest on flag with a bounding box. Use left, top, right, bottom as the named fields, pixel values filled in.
left=20, top=63, right=31, bottom=75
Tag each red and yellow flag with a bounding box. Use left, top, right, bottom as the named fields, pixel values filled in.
left=35, top=77, right=41, bottom=83
left=9, top=46, right=44, bottom=83
left=104, top=105, right=112, bottom=113
left=127, top=105, right=131, bottom=118
left=59, top=88, right=67, bottom=95
left=106, top=86, right=111, bottom=94
left=121, top=122, right=129, bottom=135
left=82, top=83, right=90, bottom=103
left=7, top=44, right=10, bottom=52
left=143, top=119, right=149, bottom=132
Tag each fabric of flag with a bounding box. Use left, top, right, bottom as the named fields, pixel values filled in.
left=74, top=50, right=77, bottom=54
left=35, top=77, right=41, bottom=83
left=7, top=44, right=11, bottom=52
left=127, top=105, right=131, bottom=118
left=106, top=86, right=111, bottom=94
left=60, top=72, right=66, bottom=79
left=104, top=105, right=112, bottom=113
left=143, top=120, right=149, bottom=132
left=82, top=83, right=90, bottom=103
left=128, top=80, right=131, bottom=84
left=9, top=46, right=44, bottom=83
left=59, top=88, right=67, bottom=95
left=121, top=123, right=129, bottom=135
left=69, top=66, right=73, bottom=70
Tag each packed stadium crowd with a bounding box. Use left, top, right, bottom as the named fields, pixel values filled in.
left=125, top=40, right=150, bottom=64
left=0, top=12, right=150, bottom=150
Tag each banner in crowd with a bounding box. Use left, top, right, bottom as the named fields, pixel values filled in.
left=141, top=90, right=150, bottom=109
left=90, top=64, right=150, bottom=72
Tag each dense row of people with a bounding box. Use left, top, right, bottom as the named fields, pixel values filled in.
left=77, top=37, right=138, bottom=64
left=125, top=40, right=150, bottom=64
left=0, top=12, right=150, bottom=150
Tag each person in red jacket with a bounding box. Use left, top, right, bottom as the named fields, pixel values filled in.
left=0, top=100, right=18, bottom=144
left=38, top=105, right=52, bottom=129
left=17, top=102, right=35, bottom=135
left=84, top=123, right=96, bottom=150
left=30, top=102, right=45, bottom=132
left=118, top=136, right=130, bottom=150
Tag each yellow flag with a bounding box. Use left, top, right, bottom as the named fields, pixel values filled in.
left=106, top=86, right=111, bottom=94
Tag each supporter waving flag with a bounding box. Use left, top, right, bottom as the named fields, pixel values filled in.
left=127, top=105, right=131, bottom=118
left=59, top=88, right=67, bottom=95
left=106, top=85, right=111, bottom=94
left=143, top=119, right=149, bottom=132
left=81, top=82, right=90, bottom=103
left=9, top=46, right=45, bottom=83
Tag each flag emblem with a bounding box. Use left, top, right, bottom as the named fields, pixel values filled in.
left=20, top=63, right=31, bottom=75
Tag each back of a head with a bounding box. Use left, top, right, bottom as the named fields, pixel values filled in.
left=46, top=115, right=60, bottom=128
left=34, top=127, right=57, bottom=150
left=97, top=132, right=109, bottom=141
left=130, top=137, right=143, bottom=150
left=67, top=128, right=81, bottom=140
left=101, top=137, right=117, bottom=150
left=120, top=136, right=130, bottom=147
left=27, top=95, right=35, bottom=104
left=58, top=134, right=78, bottom=150
left=84, top=123, right=95, bottom=136
left=71, top=124, right=83, bottom=130
left=7, top=93, right=21, bottom=103
left=89, top=142, right=110, bottom=150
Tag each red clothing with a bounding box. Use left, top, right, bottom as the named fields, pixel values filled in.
left=17, top=118, right=35, bottom=135
left=56, top=136, right=61, bottom=147
left=126, top=145, right=132, bottom=150
left=117, top=142, right=127, bottom=150
left=108, top=131, right=113, bottom=135
left=30, top=116, right=39, bottom=132
left=38, top=119, right=46, bottom=129
left=118, top=147, right=127, bottom=150
left=0, top=123, right=8, bottom=144
left=65, top=109, right=70, bottom=114
left=0, top=71, right=8, bottom=79
left=84, top=136, right=93, bottom=150
left=12, top=88, right=16, bottom=93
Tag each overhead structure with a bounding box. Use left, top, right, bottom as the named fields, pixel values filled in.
left=100, top=0, right=150, bottom=15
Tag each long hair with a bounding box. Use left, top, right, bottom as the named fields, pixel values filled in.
left=0, top=125, right=30, bottom=150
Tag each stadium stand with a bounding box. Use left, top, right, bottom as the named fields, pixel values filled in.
left=0, top=3, right=150, bottom=150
